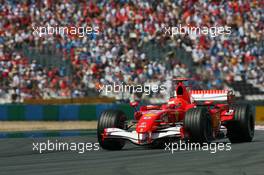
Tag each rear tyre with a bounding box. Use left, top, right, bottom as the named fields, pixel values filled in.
left=183, top=107, right=213, bottom=143
left=97, top=109, right=127, bottom=150
left=227, top=104, right=255, bottom=143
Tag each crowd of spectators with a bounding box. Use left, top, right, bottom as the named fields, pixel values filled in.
left=0, top=0, right=263, bottom=103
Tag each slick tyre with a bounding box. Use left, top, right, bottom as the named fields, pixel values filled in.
left=227, top=104, right=255, bottom=143
left=97, top=109, right=127, bottom=150
left=184, top=107, right=213, bottom=143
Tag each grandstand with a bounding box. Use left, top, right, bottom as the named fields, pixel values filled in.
left=0, top=0, right=263, bottom=104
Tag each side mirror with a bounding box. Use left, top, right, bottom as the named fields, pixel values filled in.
left=130, top=101, right=139, bottom=108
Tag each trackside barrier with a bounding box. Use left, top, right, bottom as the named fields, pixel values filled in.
left=23, top=97, right=115, bottom=104
left=0, top=104, right=263, bottom=121
left=0, top=104, right=134, bottom=121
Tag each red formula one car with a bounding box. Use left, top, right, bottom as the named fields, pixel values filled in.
left=97, top=78, right=255, bottom=150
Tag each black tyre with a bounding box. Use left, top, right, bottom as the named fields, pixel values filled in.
left=227, top=104, right=255, bottom=143
left=183, top=107, right=213, bottom=143
left=97, top=109, right=127, bottom=150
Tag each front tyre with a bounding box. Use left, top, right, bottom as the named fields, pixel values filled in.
left=97, top=109, right=127, bottom=150
left=183, top=107, right=213, bottom=143
left=227, top=104, right=255, bottom=143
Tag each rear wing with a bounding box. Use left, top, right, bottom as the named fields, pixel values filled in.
left=190, top=90, right=235, bottom=104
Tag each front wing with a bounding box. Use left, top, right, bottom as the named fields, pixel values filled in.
left=103, top=126, right=182, bottom=145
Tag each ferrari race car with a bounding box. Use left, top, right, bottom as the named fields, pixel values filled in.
left=97, top=78, right=255, bottom=150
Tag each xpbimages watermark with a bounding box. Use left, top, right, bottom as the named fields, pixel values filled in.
left=98, top=82, right=167, bottom=95
left=32, top=25, right=100, bottom=37
left=163, top=24, right=231, bottom=37
left=165, top=140, right=232, bottom=154
left=32, top=140, right=100, bottom=154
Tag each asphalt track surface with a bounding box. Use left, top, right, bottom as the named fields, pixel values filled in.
left=0, top=130, right=263, bottom=175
